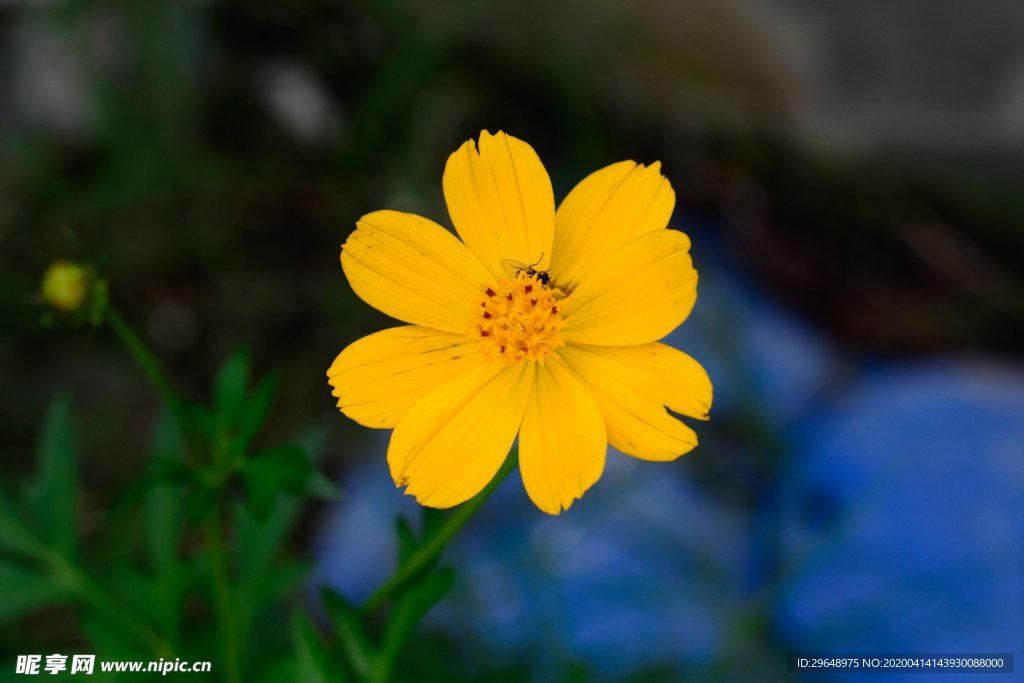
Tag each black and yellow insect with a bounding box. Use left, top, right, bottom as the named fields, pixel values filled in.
left=500, top=255, right=551, bottom=286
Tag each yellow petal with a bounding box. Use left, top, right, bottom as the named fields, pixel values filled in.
left=560, top=229, right=697, bottom=346
left=519, top=360, right=606, bottom=514
left=559, top=343, right=712, bottom=461
left=443, top=131, right=555, bottom=280
left=341, top=210, right=493, bottom=334
left=388, top=362, right=533, bottom=508
left=327, top=326, right=483, bottom=429
left=550, top=161, right=675, bottom=291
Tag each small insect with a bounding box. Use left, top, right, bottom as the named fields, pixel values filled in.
left=500, top=254, right=551, bottom=286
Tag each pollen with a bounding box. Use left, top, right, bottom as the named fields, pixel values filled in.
left=471, top=272, right=566, bottom=365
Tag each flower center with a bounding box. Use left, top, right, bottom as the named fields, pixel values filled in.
left=471, top=272, right=566, bottom=365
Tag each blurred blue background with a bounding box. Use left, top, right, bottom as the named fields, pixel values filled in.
left=2, top=0, right=1022, bottom=680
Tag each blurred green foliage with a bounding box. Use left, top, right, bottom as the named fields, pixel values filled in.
left=0, top=348, right=338, bottom=680
left=0, top=329, right=517, bottom=682
left=0, top=339, right=482, bottom=682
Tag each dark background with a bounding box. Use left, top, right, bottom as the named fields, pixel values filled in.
left=2, top=1, right=1022, bottom=681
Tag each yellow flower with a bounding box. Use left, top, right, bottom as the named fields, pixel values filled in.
left=41, top=260, right=90, bottom=313
left=328, top=131, right=712, bottom=514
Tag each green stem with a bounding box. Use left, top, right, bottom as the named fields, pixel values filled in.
left=361, top=451, right=518, bottom=615
left=106, top=308, right=198, bottom=458
left=109, top=306, right=239, bottom=679
left=204, top=515, right=242, bottom=683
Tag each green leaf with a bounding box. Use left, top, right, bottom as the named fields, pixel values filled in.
left=146, top=457, right=193, bottom=486
left=241, top=445, right=312, bottom=518
left=144, top=479, right=181, bottom=576
left=239, top=442, right=337, bottom=519
left=234, top=428, right=335, bottom=606
left=183, top=485, right=221, bottom=525
left=145, top=412, right=186, bottom=576
left=236, top=559, right=309, bottom=632
left=0, top=564, right=73, bottom=622
left=0, top=502, right=45, bottom=559
left=307, top=471, right=341, bottom=500
left=235, top=371, right=279, bottom=453
left=321, top=587, right=375, bottom=679
left=26, top=396, right=77, bottom=556
left=214, top=349, right=250, bottom=429
left=379, top=568, right=454, bottom=673
left=235, top=497, right=298, bottom=579
left=255, top=659, right=299, bottom=683
left=233, top=495, right=312, bottom=647
left=189, top=404, right=218, bottom=441
left=98, top=564, right=165, bottom=627
left=297, top=427, right=340, bottom=501
left=290, top=611, right=340, bottom=683
left=79, top=610, right=150, bottom=660
left=296, top=426, right=328, bottom=466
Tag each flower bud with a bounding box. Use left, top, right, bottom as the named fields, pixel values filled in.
left=41, top=260, right=90, bottom=313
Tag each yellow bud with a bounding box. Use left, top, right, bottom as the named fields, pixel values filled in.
left=41, top=260, right=90, bottom=313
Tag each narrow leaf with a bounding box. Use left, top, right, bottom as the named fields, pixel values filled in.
left=241, top=445, right=313, bottom=518
left=235, top=371, right=279, bottom=453
left=0, top=503, right=45, bottom=559
left=235, top=496, right=299, bottom=579
left=290, top=611, right=339, bottom=683
left=321, top=587, right=375, bottom=679
left=214, top=349, right=250, bottom=429
left=189, top=403, right=218, bottom=441
left=0, top=564, right=73, bottom=622
left=26, top=396, right=77, bottom=556
left=307, top=471, right=341, bottom=500
left=145, top=411, right=185, bottom=576
left=379, top=568, right=455, bottom=679
left=184, top=485, right=220, bottom=525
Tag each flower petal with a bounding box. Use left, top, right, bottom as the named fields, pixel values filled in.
left=560, top=229, right=697, bottom=346
left=443, top=131, right=555, bottom=280
left=519, top=360, right=606, bottom=514
left=551, top=161, right=675, bottom=291
left=559, top=343, right=712, bottom=461
left=327, top=326, right=483, bottom=429
left=341, top=210, right=493, bottom=334
left=388, top=361, right=533, bottom=508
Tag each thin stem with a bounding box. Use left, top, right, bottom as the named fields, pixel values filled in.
left=108, top=306, right=240, bottom=679
left=106, top=308, right=197, bottom=458
left=361, top=451, right=518, bottom=615
left=204, top=514, right=241, bottom=683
